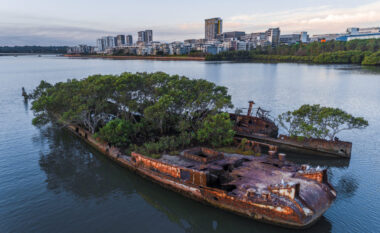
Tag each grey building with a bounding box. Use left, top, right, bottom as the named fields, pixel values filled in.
left=347, top=27, right=380, bottom=35
left=96, top=38, right=105, bottom=51
left=184, top=39, right=197, bottom=44
left=280, top=34, right=301, bottom=45
left=266, top=28, right=280, bottom=46
left=145, top=30, right=153, bottom=43
left=205, top=17, right=222, bottom=41
left=116, top=35, right=126, bottom=46
left=106, top=36, right=115, bottom=48
left=300, top=32, right=309, bottom=43
left=138, top=31, right=145, bottom=42
left=310, top=34, right=342, bottom=42
left=126, top=35, right=133, bottom=45
left=138, top=30, right=153, bottom=43
left=219, top=31, right=245, bottom=41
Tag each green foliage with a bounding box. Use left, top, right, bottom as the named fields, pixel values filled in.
left=96, top=119, right=137, bottom=147
left=138, top=132, right=195, bottom=155
left=278, top=104, right=368, bottom=140
left=313, top=51, right=366, bottom=64
left=0, top=46, right=68, bottom=54
left=362, top=51, right=380, bottom=65
left=196, top=113, right=235, bottom=147
left=206, top=39, right=380, bottom=65
left=30, top=72, right=234, bottom=155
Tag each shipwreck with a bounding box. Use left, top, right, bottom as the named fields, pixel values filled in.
left=230, top=101, right=352, bottom=158
left=67, top=124, right=336, bottom=228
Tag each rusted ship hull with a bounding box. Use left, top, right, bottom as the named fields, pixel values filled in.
left=230, top=101, right=352, bottom=158
left=132, top=163, right=332, bottom=228
left=235, top=132, right=352, bottom=158
left=66, top=124, right=336, bottom=229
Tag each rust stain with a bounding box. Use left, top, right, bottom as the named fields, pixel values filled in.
left=66, top=124, right=336, bottom=229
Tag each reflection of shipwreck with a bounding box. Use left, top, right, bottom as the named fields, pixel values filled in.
left=231, top=101, right=352, bottom=158
left=67, top=125, right=336, bottom=228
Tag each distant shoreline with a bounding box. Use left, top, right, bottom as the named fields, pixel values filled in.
left=0, top=53, right=61, bottom=56
left=63, top=54, right=206, bottom=61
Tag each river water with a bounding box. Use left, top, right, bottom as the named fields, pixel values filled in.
left=0, top=55, right=379, bottom=233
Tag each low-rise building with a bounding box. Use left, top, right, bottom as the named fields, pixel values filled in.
left=67, top=45, right=95, bottom=54
left=310, top=34, right=342, bottom=42
left=280, top=34, right=301, bottom=45
left=219, top=31, right=246, bottom=41
left=336, top=33, right=380, bottom=42
left=300, top=32, right=309, bottom=43
left=347, top=27, right=380, bottom=35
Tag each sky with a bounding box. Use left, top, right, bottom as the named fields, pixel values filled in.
left=0, top=0, right=380, bottom=46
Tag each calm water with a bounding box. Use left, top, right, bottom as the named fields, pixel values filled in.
left=1, top=55, right=380, bottom=233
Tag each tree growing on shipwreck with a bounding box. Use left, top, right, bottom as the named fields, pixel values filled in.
left=277, top=104, right=368, bottom=140
left=29, top=72, right=235, bottom=156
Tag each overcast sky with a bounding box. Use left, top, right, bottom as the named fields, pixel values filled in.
left=1, top=0, right=379, bottom=46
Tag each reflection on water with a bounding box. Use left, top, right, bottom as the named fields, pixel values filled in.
left=334, top=174, right=359, bottom=199
left=1, top=56, right=380, bottom=233
left=36, top=125, right=134, bottom=199
left=35, top=124, right=333, bottom=233
left=335, top=65, right=380, bottom=74
left=286, top=153, right=350, bottom=168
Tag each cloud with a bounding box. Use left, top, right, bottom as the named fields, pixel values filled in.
left=227, top=2, right=380, bottom=34
left=1, top=1, right=379, bottom=45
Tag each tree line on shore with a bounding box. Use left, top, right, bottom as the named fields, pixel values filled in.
left=0, top=46, right=68, bottom=54
left=206, top=39, right=380, bottom=65
left=29, top=72, right=235, bottom=157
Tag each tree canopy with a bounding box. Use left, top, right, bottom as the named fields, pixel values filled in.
left=277, top=104, right=368, bottom=140
left=30, top=72, right=235, bottom=155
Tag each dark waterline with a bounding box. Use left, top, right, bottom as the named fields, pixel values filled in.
left=0, top=55, right=379, bottom=233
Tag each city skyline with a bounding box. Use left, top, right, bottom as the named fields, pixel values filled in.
left=1, top=0, right=380, bottom=46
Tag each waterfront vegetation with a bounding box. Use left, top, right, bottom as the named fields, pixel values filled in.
left=277, top=104, right=368, bottom=140
left=113, top=49, right=207, bottom=57
left=206, top=39, right=380, bottom=65
left=29, top=72, right=369, bottom=157
left=29, top=72, right=235, bottom=157
left=0, top=46, right=68, bottom=54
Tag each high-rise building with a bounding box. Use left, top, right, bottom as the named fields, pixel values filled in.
left=96, top=38, right=105, bottom=51
left=106, top=36, right=115, bottom=48
left=145, top=30, right=153, bottom=43
left=266, top=28, right=280, bottom=46
left=205, top=17, right=222, bottom=41
left=138, top=30, right=153, bottom=43
left=138, top=31, right=146, bottom=42
left=126, top=35, right=133, bottom=45
left=116, top=35, right=126, bottom=46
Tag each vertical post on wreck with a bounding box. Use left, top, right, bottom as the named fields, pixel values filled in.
left=247, top=100, right=255, bottom=116
left=22, top=87, right=28, bottom=101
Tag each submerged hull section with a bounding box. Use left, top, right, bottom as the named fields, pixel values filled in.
left=67, top=125, right=336, bottom=229
left=236, top=132, right=352, bottom=158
